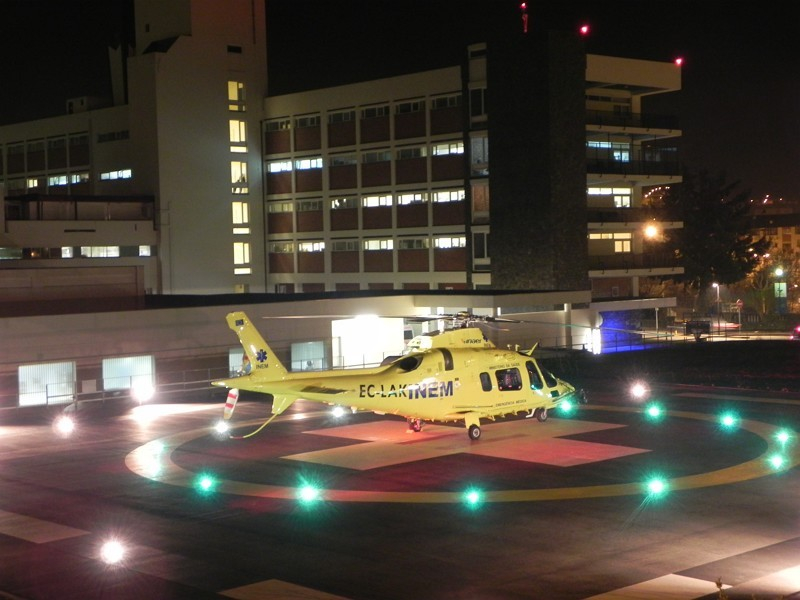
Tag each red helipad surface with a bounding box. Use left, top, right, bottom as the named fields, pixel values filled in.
left=286, top=418, right=649, bottom=470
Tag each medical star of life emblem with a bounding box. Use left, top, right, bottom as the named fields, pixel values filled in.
left=256, top=349, right=268, bottom=363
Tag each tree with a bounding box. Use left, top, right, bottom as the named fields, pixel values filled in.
left=661, top=170, right=770, bottom=310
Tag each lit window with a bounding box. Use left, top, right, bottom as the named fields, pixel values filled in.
left=61, top=247, right=73, bottom=258
left=294, top=157, right=322, bottom=170
left=397, top=192, right=427, bottom=205
left=615, top=240, right=632, bottom=253
left=99, top=169, right=132, bottom=181
left=138, top=246, right=151, bottom=256
left=434, top=236, right=466, bottom=249
left=48, top=175, right=68, bottom=187
left=228, top=81, right=246, bottom=112
left=231, top=161, right=248, bottom=194
left=432, top=141, right=464, bottom=156
left=364, top=239, right=393, bottom=251
left=267, top=201, right=292, bottom=213
left=269, top=242, right=294, bottom=253
left=266, top=160, right=292, bottom=173
left=233, top=242, right=250, bottom=265
left=331, top=197, right=357, bottom=210
left=234, top=267, right=252, bottom=275
left=298, top=241, right=324, bottom=252
left=362, top=194, right=392, bottom=208
left=232, top=202, right=249, bottom=224
left=80, top=246, right=120, bottom=258
left=432, top=189, right=465, bottom=203
left=229, top=120, right=247, bottom=152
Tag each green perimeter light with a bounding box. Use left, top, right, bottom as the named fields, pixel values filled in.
left=775, top=429, right=792, bottom=446
left=645, top=403, right=664, bottom=420
left=559, top=399, right=575, bottom=415
left=645, top=476, right=668, bottom=497
left=463, top=488, right=483, bottom=508
left=719, top=412, right=739, bottom=430
left=767, top=454, right=786, bottom=470
left=195, top=473, right=217, bottom=494
left=297, top=479, right=323, bottom=504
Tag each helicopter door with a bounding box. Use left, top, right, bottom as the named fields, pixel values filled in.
left=526, top=360, right=543, bottom=390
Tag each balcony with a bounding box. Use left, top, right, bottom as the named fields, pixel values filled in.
left=586, top=109, right=679, bottom=131
left=588, top=252, right=682, bottom=273
left=587, top=207, right=681, bottom=225
left=5, top=194, right=155, bottom=221
left=587, top=155, right=680, bottom=177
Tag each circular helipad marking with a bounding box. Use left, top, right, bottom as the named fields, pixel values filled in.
left=125, top=406, right=798, bottom=503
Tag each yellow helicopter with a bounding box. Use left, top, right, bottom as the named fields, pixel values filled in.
left=212, top=311, right=583, bottom=440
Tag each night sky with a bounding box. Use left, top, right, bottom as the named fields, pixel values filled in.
left=0, top=0, right=796, bottom=201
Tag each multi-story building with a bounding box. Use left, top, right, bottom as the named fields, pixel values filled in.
left=0, top=0, right=682, bottom=324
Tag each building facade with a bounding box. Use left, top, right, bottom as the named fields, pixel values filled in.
left=0, top=0, right=682, bottom=310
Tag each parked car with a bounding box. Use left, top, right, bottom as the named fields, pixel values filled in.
left=791, top=325, right=800, bottom=340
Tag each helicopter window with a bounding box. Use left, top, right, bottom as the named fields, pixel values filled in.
left=439, top=348, right=454, bottom=371
left=526, top=360, right=543, bottom=390
left=479, top=372, right=492, bottom=392
left=496, top=368, right=522, bottom=391
left=540, top=365, right=558, bottom=388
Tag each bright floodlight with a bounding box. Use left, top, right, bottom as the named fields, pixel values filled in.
left=214, top=420, right=230, bottom=435
left=775, top=429, right=792, bottom=445
left=54, top=415, right=75, bottom=436
left=720, top=412, right=739, bottom=429
left=132, top=382, right=155, bottom=403
left=100, top=539, right=126, bottom=565
left=331, top=406, right=346, bottom=418
left=630, top=382, right=649, bottom=400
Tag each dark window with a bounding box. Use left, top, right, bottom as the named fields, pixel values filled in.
left=479, top=372, right=492, bottom=392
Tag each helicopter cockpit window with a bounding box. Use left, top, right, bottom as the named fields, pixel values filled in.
left=479, top=372, right=492, bottom=392
left=540, top=365, right=558, bottom=387
left=526, top=360, right=543, bottom=390
left=496, top=368, right=522, bottom=391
